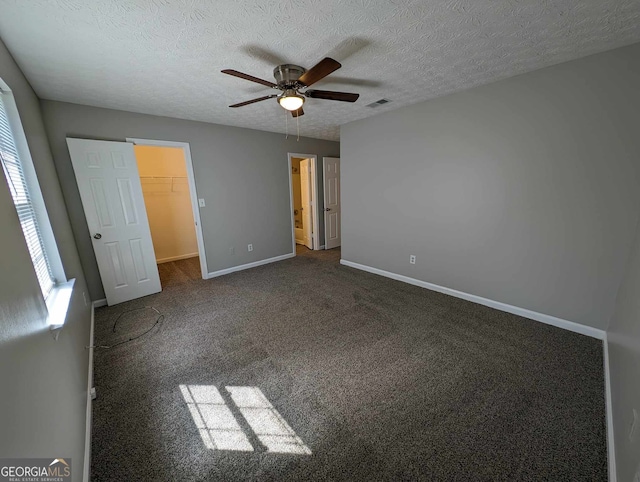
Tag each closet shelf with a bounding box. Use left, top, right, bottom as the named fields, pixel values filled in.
left=139, top=175, right=187, bottom=180
left=140, top=176, right=189, bottom=193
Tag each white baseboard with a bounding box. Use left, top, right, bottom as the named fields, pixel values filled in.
left=207, top=253, right=294, bottom=279
left=295, top=238, right=304, bottom=245
left=603, top=335, right=617, bottom=482
left=319, top=245, right=325, bottom=250
left=84, top=302, right=97, bottom=482
left=92, top=298, right=107, bottom=308
left=156, top=253, right=199, bottom=264
left=339, top=259, right=605, bottom=340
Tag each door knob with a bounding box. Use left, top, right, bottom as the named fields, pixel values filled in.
left=325, top=208, right=331, bottom=211
left=93, top=233, right=102, bottom=239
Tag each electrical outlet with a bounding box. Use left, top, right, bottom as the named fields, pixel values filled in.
left=229, top=246, right=235, bottom=255
left=198, top=198, right=206, bottom=207
left=630, top=408, right=639, bottom=442
left=83, top=291, right=87, bottom=306
left=248, top=244, right=253, bottom=252
left=410, top=255, right=416, bottom=265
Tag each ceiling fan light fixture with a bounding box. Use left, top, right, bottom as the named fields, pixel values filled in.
left=223, top=58, right=359, bottom=115
left=278, top=90, right=304, bottom=111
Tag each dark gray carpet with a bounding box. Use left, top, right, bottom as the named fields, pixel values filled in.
left=91, top=248, right=607, bottom=481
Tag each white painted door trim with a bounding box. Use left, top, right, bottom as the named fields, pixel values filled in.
left=300, top=158, right=313, bottom=249
left=288, top=153, right=320, bottom=253
left=126, top=137, right=208, bottom=280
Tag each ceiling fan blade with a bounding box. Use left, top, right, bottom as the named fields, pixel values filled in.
left=222, top=69, right=276, bottom=88
left=229, top=94, right=277, bottom=108
left=298, top=58, right=341, bottom=87
left=305, top=90, right=359, bottom=102
left=291, top=107, right=304, bottom=118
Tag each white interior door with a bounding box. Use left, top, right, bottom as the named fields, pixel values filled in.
left=300, top=158, right=313, bottom=249
left=323, top=157, right=341, bottom=249
left=67, top=138, right=161, bottom=305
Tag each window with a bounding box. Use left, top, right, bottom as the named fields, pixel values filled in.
left=0, top=81, right=73, bottom=326
left=0, top=94, right=55, bottom=297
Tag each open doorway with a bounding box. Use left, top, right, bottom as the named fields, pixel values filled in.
left=128, top=138, right=208, bottom=284
left=288, top=153, right=319, bottom=255
left=133, top=145, right=199, bottom=285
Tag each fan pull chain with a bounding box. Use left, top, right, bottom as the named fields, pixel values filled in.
left=285, top=108, right=288, bottom=139
left=296, top=113, right=300, bottom=141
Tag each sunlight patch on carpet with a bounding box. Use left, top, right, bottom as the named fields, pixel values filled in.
left=227, top=386, right=312, bottom=455
left=180, top=384, right=311, bottom=455
left=180, top=384, right=253, bottom=452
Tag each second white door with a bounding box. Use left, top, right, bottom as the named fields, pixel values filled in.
left=323, top=157, right=341, bottom=249
left=67, top=138, right=161, bottom=305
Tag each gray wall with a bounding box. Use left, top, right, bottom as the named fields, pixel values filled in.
left=0, top=38, right=91, bottom=481
left=40, top=101, right=339, bottom=300
left=607, top=214, right=640, bottom=481
left=341, top=43, right=640, bottom=330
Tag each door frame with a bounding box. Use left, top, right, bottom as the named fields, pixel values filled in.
left=126, top=137, right=208, bottom=279
left=287, top=153, right=320, bottom=253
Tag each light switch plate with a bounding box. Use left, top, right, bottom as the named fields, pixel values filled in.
left=198, top=198, right=206, bottom=207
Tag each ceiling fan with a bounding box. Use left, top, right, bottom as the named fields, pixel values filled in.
left=222, top=57, right=359, bottom=117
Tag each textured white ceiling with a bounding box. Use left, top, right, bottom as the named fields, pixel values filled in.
left=0, top=0, right=638, bottom=141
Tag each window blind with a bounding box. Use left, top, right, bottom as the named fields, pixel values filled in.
left=0, top=94, right=55, bottom=297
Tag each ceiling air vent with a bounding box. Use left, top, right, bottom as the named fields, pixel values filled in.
left=366, top=99, right=390, bottom=108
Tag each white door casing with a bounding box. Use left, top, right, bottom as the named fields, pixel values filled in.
left=126, top=137, right=208, bottom=279
left=288, top=153, right=319, bottom=254
left=323, top=157, right=341, bottom=249
left=300, top=158, right=313, bottom=250
left=67, top=138, right=161, bottom=305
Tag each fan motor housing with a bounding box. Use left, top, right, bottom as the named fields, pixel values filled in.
left=273, top=64, right=306, bottom=88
